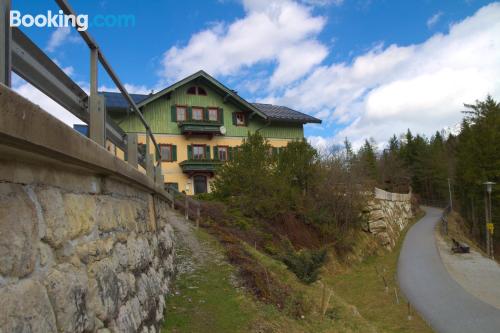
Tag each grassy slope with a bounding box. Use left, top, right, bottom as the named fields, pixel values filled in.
left=324, top=212, right=433, bottom=333
left=163, top=228, right=377, bottom=333
left=163, top=212, right=433, bottom=333
left=163, top=229, right=297, bottom=333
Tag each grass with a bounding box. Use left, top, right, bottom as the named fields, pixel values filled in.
left=163, top=211, right=434, bottom=333
left=163, top=228, right=300, bottom=333
left=163, top=227, right=378, bottom=333
left=324, top=211, right=434, bottom=333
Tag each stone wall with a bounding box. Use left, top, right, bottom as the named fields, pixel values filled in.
left=363, top=188, right=413, bottom=249
left=0, top=162, right=174, bottom=333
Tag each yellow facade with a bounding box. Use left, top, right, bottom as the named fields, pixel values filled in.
left=138, top=134, right=292, bottom=195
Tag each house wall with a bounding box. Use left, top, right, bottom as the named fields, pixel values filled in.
left=112, top=81, right=307, bottom=195
left=114, top=82, right=304, bottom=139
left=138, top=134, right=294, bottom=195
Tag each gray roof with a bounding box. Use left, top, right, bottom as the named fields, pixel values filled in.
left=251, top=103, right=321, bottom=124
left=101, top=92, right=321, bottom=124
left=100, top=92, right=149, bottom=110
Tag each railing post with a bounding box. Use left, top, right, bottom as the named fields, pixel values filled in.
left=126, top=133, right=138, bottom=168
left=0, top=0, right=12, bottom=86
left=145, top=134, right=154, bottom=178
left=196, top=204, right=200, bottom=228
left=89, top=48, right=105, bottom=146
left=155, top=163, right=163, bottom=185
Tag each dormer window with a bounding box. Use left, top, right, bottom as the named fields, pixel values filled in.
left=197, top=87, right=207, bottom=95
left=187, top=86, right=208, bottom=96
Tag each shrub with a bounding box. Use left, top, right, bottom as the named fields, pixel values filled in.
left=280, top=244, right=327, bottom=284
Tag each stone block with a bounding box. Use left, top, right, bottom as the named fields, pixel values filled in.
left=88, top=259, right=121, bottom=322
left=35, top=187, right=67, bottom=247
left=127, top=235, right=153, bottom=272
left=0, top=279, right=58, bottom=333
left=368, top=220, right=387, bottom=233
left=369, top=209, right=384, bottom=221
left=114, top=297, right=142, bottom=333
left=43, top=264, right=94, bottom=333
left=63, top=193, right=97, bottom=239
left=0, top=183, right=37, bottom=277
left=76, top=237, right=115, bottom=264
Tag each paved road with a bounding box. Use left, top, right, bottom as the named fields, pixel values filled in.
left=397, top=206, right=500, bottom=333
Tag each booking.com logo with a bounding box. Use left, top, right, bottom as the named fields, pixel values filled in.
left=9, top=10, right=136, bottom=31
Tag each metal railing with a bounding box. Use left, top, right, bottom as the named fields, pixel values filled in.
left=0, top=0, right=163, bottom=185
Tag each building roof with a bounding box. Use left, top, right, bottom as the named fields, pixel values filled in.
left=251, top=103, right=321, bottom=124
left=100, top=92, right=149, bottom=110
left=100, top=71, right=321, bottom=124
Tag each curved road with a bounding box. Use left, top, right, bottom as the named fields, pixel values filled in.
left=398, top=206, right=500, bottom=333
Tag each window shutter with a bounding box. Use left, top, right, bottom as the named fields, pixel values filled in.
left=228, top=147, right=233, bottom=160
left=204, top=107, right=209, bottom=121
left=244, top=113, right=249, bottom=126
left=232, top=112, right=237, bottom=125
left=205, top=145, right=211, bottom=159
left=187, top=107, right=193, bottom=121
left=213, top=146, right=219, bottom=160
left=219, top=108, right=224, bottom=124
left=187, top=145, right=192, bottom=160
left=171, top=105, right=177, bottom=122
left=172, top=145, right=177, bottom=161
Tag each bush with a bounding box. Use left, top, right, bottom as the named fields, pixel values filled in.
left=280, top=244, right=327, bottom=284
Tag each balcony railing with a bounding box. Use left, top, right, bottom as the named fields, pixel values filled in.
left=179, top=159, right=223, bottom=174
left=178, top=120, right=225, bottom=136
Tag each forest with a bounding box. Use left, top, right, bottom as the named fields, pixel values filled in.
left=363, top=96, right=500, bottom=254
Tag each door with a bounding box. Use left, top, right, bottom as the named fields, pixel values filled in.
left=193, top=175, right=207, bottom=194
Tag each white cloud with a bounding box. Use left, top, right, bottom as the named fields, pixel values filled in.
left=160, top=0, right=327, bottom=88
left=276, top=2, right=500, bottom=145
left=13, top=76, right=84, bottom=127
left=99, top=84, right=152, bottom=95
left=427, top=11, right=443, bottom=29
left=12, top=75, right=152, bottom=128
left=46, top=27, right=79, bottom=52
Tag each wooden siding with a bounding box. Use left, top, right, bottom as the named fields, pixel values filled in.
left=113, top=82, right=304, bottom=140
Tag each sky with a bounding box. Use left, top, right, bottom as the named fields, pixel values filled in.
left=11, top=0, right=500, bottom=149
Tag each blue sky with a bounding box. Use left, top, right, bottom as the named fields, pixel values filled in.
left=13, top=0, right=500, bottom=148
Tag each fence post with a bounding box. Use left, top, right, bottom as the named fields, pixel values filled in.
left=89, top=48, right=105, bottom=146
left=0, top=0, right=11, bottom=86
left=155, top=164, right=163, bottom=186
left=145, top=135, right=154, bottom=178
left=196, top=205, right=200, bottom=228
left=126, top=133, right=138, bottom=168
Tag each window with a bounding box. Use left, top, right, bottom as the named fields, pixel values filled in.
left=235, top=112, right=246, bottom=126
left=197, top=87, right=207, bottom=96
left=176, top=106, right=187, bottom=121
left=160, top=144, right=172, bottom=161
left=165, top=183, right=179, bottom=191
left=192, top=145, right=205, bottom=160
left=218, top=146, right=228, bottom=161
left=208, top=108, right=218, bottom=121
left=187, top=86, right=207, bottom=96
left=192, top=107, right=204, bottom=121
